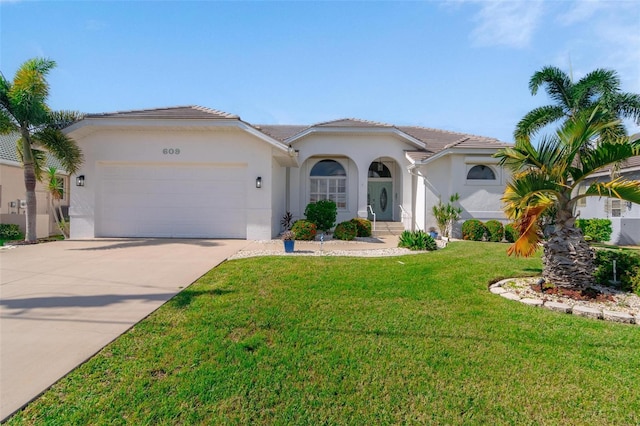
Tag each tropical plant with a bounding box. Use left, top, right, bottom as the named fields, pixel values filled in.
left=515, top=66, right=640, bottom=142
left=0, top=58, right=83, bottom=242
left=432, top=193, right=462, bottom=238
left=281, top=230, right=295, bottom=241
left=291, top=220, right=317, bottom=241
left=495, top=108, right=640, bottom=288
left=397, top=230, right=437, bottom=251
left=484, top=220, right=504, bottom=242
left=594, top=249, right=640, bottom=292
left=304, top=200, right=337, bottom=232
left=461, top=219, right=486, bottom=241
left=280, top=211, right=293, bottom=231
left=350, top=218, right=372, bottom=237
left=334, top=221, right=357, bottom=241
left=46, top=167, right=69, bottom=238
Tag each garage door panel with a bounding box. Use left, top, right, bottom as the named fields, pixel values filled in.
left=98, top=164, right=247, bottom=238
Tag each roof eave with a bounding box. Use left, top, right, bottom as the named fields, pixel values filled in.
left=286, top=126, right=426, bottom=149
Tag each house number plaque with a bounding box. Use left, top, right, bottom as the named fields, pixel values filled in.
left=162, top=148, right=181, bottom=155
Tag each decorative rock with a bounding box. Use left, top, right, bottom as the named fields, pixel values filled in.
left=500, top=292, right=521, bottom=301
left=520, top=298, right=543, bottom=307
left=544, top=301, right=572, bottom=313
left=602, top=310, right=635, bottom=324
left=490, top=287, right=507, bottom=294
left=573, top=305, right=603, bottom=320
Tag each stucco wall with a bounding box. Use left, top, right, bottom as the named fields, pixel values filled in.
left=69, top=127, right=277, bottom=240
left=289, top=132, right=415, bottom=226
left=414, top=153, right=509, bottom=237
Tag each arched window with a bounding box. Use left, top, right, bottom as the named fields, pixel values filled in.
left=467, top=165, right=496, bottom=180
left=310, top=159, right=347, bottom=209
left=368, top=161, right=392, bottom=178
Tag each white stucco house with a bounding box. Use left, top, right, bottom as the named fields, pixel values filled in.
left=64, top=106, right=512, bottom=240
left=576, top=155, right=640, bottom=245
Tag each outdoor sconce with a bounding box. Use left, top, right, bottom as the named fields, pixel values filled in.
left=256, top=177, right=262, bottom=189
left=76, top=175, right=85, bottom=187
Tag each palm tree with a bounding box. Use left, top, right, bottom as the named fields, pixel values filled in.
left=0, top=58, right=83, bottom=242
left=515, top=66, right=640, bottom=141
left=495, top=108, right=640, bottom=289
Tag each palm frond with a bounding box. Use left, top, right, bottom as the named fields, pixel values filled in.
left=514, top=105, right=565, bottom=140
left=47, top=110, right=84, bottom=130
left=610, top=92, right=640, bottom=124
left=507, top=204, right=550, bottom=257
left=32, top=127, right=83, bottom=174
left=502, top=171, right=562, bottom=219
left=584, top=179, right=640, bottom=205
left=16, top=138, right=47, bottom=181
left=573, top=68, right=620, bottom=106
left=529, top=66, right=573, bottom=107
left=8, top=58, right=55, bottom=126
left=574, top=139, right=638, bottom=181
left=0, top=110, right=18, bottom=133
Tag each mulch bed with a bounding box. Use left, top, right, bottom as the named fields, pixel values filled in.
left=530, top=283, right=616, bottom=303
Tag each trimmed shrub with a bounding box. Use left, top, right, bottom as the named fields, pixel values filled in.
left=461, top=219, right=486, bottom=241
left=334, top=221, right=357, bottom=241
left=350, top=218, right=372, bottom=237
left=630, top=267, right=640, bottom=296
left=0, top=224, right=23, bottom=240
left=291, top=220, right=317, bottom=241
left=504, top=223, right=519, bottom=243
left=485, top=220, right=504, bottom=242
left=398, top=230, right=437, bottom=251
left=575, top=218, right=612, bottom=243
left=304, top=200, right=337, bottom=232
left=594, top=249, right=640, bottom=292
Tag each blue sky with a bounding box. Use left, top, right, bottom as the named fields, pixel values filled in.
left=1, top=0, right=639, bottom=142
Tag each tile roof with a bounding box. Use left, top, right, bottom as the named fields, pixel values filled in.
left=0, top=131, right=67, bottom=172
left=253, top=124, right=308, bottom=142
left=313, top=118, right=394, bottom=128
left=86, top=105, right=239, bottom=120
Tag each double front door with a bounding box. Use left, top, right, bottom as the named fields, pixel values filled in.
left=368, top=181, right=393, bottom=221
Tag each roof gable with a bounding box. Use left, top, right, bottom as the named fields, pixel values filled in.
left=86, top=105, right=238, bottom=120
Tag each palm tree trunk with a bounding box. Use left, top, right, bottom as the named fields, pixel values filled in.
left=21, top=128, right=38, bottom=243
left=542, top=208, right=595, bottom=288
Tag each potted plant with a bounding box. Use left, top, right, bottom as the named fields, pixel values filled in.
left=282, top=230, right=295, bottom=253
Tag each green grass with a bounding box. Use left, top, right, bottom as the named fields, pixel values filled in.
left=8, top=242, right=640, bottom=425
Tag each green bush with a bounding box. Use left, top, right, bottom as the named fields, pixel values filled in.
left=575, top=219, right=612, bottom=243
left=504, top=223, right=519, bottom=243
left=304, top=200, right=337, bottom=232
left=291, top=220, right=317, bottom=241
left=484, top=220, right=504, bottom=242
left=630, top=267, right=640, bottom=295
left=594, top=249, right=640, bottom=292
left=350, top=218, right=372, bottom=237
left=398, top=230, right=437, bottom=251
left=461, top=219, right=486, bottom=241
left=0, top=224, right=23, bottom=240
left=334, top=221, right=357, bottom=241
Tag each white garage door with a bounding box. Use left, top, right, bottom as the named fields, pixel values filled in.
left=98, top=163, right=247, bottom=238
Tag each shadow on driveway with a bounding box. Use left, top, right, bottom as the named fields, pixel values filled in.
left=67, top=238, right=226, bottom=251
left=1, top=292, right=178, bottom=311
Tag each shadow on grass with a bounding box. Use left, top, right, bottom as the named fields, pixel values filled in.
left=169, top=288, right=235, bottom=308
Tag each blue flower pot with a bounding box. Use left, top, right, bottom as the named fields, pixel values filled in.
left=284, top=240, right=295, bottom=253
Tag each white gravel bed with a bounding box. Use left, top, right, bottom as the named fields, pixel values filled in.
left=494, top=277, right=640, bottom=318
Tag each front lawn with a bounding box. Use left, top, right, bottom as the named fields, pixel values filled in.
left=9, top=241, right=640, bottom=425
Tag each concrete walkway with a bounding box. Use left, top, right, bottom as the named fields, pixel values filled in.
left=0, top=238, right=249, bottom=422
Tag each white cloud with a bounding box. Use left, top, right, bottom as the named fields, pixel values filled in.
left=469, top=0, right=545, bottom=49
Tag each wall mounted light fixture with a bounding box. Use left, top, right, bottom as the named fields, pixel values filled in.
left=76, top=175, right=85, bottom=187
left=256, top=176, right=262, bottom=189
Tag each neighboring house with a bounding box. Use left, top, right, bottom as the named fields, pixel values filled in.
left=64, top=106, right=512, bottom=240
left=576, top=154, right=640, bottom=245
left=0, top=132, right=70, bottom=238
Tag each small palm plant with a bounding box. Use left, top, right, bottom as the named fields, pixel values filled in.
left=495, top=108, right=640, bottom=289
left=46, top=167, right=68, bottom=238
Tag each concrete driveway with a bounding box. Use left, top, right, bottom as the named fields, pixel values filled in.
left=0, top=238, right=249, bottom=422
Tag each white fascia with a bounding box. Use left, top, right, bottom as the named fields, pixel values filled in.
left=414, top=147, right=502, bottom=166
left=285, top=126, right=426, bottom=150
